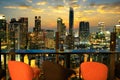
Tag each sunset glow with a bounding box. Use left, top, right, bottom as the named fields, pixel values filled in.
left=0, top=0, right=120, bottom=31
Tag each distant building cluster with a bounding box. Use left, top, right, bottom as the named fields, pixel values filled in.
left=0, top=7, right=120, bottom=51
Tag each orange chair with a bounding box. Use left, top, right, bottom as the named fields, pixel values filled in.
left=80, top=62, right=108, bottom=80
left=8, top=61, right=34, bottom=80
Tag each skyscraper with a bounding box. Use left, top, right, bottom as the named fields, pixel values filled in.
left=57, top=17, right=66, bottom=50
left=9, top=18, right=21, bottom=50
left=0, top=15, right=6, bottom=31
left=9, top=17, right=28, bottom=49
left=57, top=18, right=62, bottom=32
left=19, top=17, right=28, bottom=49
left=19, top=17, right=28, bottom=33
left=0, top=15, right=6, bottom=42
left=79, top=21, right=90, bottom=48
left=79, top=21, right=90, bottom=37
left=33, top=16, right=41, bottom=32
left=57, top=17, right=66, bottom=38
left=114, top=24, right=120, bottom=51
left=98, top=22, right=105, bottom=32
left=69, top=7, right=74, bottom=35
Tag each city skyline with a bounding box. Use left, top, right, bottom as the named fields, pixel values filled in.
left=0, top=0, right=120, bottom=32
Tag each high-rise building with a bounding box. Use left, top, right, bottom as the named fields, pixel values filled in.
left=114, top=24, right=120, bottom=51
left=18, top=17, right=28, bottom=49
left=33, top=16, right=41, bottom=32
left=0, top=15, right=6, bottom=42
left=0, top=15, right=6, bottom=31
left=57, top=18, right=66, bottom=38
left=9, top=18, right=21, bottom=50
left=57, top=18, right=62, bottom=32
left=0, top=15, right=7, bottom=49
left=69, top=7, right=74, bottom=35
left=45, top=30, right=55, bottom=49
left=9, top=17, right=28, bottom=49
left=18, top=17, right=28, bottom=32
left=79, top=21, right=90, bottom=48
left=98, top=22, right=105, bottom=32
left=79, top=21, right=90, bottom=37
left=57, top=17, right=66, bottom=50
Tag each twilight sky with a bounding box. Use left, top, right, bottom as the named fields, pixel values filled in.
left=0, top=0, right=120, bottom=31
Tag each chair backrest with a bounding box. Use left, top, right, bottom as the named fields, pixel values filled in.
left=42, top=61, right=67, bottom=80
left=8, top=61, right=34, bottom=80
left=80, top=62, right=108, bottom=80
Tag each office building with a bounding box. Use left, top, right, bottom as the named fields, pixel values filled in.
left=57, top=18, right=66, bottom=50
left=45, top=30, right=55, bottom=49
left=0, top=15, right=6, bottom=31
left=19, top=17, right=28, bottom=49
left=114, top=24, right=120, bottom=51
left=57, top=17, right=66, bottom=39
left=9, top=17, right=28, bottom=49
left=79, top=21, right=90, bottom=48
left=9, top=18, right=21, bottom=50
left=0, top=15, right=6, bottom=42
left=69, top=7, right=74, bottom=36
left=33, top=16, right=41, bottom=32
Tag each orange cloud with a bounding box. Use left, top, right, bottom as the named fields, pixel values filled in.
left=4, top=5, right=31, bottom=10
left=4, top=6, right=16, bottom=9
left=36, top=1, right=47, bottom=5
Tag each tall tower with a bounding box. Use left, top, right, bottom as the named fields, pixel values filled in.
left=57, top=17, right=66, bottom=50
left=18, top=17, right=28, bottom=49
left=0, top=15, right=6, bottom=31
left=98, top=22, right=105, bottom=32
left=79, top=21, right=90, bottom=48
left=19, top=17, right=28, bottom=32
left=57, top=17, right=62, bottom=32
left=69, top=7, right=74, bottom=35
left=33, top=16, right=41, bottom=32
left=57, top=17, right=66, bottom=37
left=79, top=21, right=90, bottom=37
left=0, top=15, right=6, bottom=42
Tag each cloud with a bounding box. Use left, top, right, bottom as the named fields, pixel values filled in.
left=4, top=5, right=31, bottom=10
left=63, top=0, right=68, bottom=6
left=4, top=6, right=17, bottom=9
left=18, top=5, right=32, bottom=9
left=47, top=5, right=69, bottom=14
left=71, top=3, right=80, bottom=9
left=4, top=4, right=32, bottom=10
left=90, top=1, right=120, bottom=14
left=53, top=5, right=65, bottom=9
left=26, top=0, right=32, bottom=3
left=83, top=10, right=96, bottom=13
left=70, top=0, right=78, bottom=3
left=83, top=0, right=87, bottom=2
left=36, top=1, right=47, bottom=5
left=31, top=8, right=44, bottom=13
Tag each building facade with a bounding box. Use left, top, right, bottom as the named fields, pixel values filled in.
left=0, top=15, right=6, bottom=42
left=79, top=21, right=90, bottom=48
left=9, top=17, right=28, bottom=50
left=57, top=17, right=66, bottom=39
left=33, top=16, right=41, bottom=32
left=69, top=7, right=74, bottom=36
left=114, top=24, right=120, bottom=51
left=19, top=17, right=28, bottom=49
